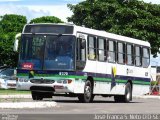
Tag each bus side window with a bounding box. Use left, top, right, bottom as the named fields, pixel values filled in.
left=135, top=46, right=142, bottom=67
left=142, top=47, right=150, bottom=68
left=97, top=38, right=107, bottom=61
left=126, top=44, right=134, bottom=65
left=80, top=39, right=86, bottom=61
left=117, top=42, right=125, bottom=64
left=108, top=40, right=116, bottom=63
left=88, top=36, right=96, bottom=60
left=76, top=38, right=86, bottom=70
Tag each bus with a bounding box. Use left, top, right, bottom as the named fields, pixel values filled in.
left=15, top=23, right=151, bottom=103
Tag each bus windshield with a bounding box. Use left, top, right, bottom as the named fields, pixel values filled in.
left=19, top=34, right=75, bottom=70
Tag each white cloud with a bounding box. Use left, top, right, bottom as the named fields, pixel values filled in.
left=0, top=4, right=50, bottom=22
left=143, top=0, right=160, bottom=4
left=0, top=4, right=72, bottom=22
left=25, top=5, right=72, bottom=22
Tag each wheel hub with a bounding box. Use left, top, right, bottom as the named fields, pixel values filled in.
left=85, top=86, right=91, bottom=98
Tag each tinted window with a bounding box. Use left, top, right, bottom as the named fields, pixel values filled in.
left=142, top=47, right=150, bottom=68
left=19, top=35, right=75, bottom=70
left=117, top=42, right=125, bottom=64
left=98, top=38, right=107, bottom=61
left=135, top=46, right=142, bottom=67
left=76, top=38, right=86, bottom=70
left=108, top=40, right=116, bottom=63
left=126, top=44, right=134, bottom=65
left=44, top=36, right=75, bottom=70
left=88, top=36, right=96, bottom=60
left=77, top=38, right=86, bottom=61
left=24, top=25, right=73, bottom=34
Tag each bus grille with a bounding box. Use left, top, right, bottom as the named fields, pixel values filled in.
left=30, top=79, right=55, bottom=84
left=30, top=86, right=55, bottom=92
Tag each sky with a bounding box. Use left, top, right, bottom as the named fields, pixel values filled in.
left=0, top=0, right=84, bottom=22
left=0, top=0, right=160, bottom=66
left=0, top=0, right=159, bottom=22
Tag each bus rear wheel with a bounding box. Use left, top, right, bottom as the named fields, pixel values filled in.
left=32, top=91, right=43, bottom=100
left=78, top=80, right=94, bottom=103
left=114, top=82, right=132, bottom=103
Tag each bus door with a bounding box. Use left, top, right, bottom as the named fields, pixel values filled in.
left=76, top=33, right=87, bottom=71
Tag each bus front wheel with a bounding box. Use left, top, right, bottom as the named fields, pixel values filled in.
left=78, top=80, right=94, bottom=103
left=114, top=82, right=132, bottom=103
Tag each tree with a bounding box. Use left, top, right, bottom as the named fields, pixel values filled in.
left=0, top=14, right=27, bottom=67
left=30, top=16, right=63, bottom=23
left=68, top=0, right=160, bottom=56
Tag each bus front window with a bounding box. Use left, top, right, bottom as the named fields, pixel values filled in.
left=19, top=35, right=45, bottom=70
left=19, top=35, right=75, bottom=71
left=44, top=36, right=75, bottom=70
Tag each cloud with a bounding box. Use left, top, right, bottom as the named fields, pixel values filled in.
left=0, top=4, right=72, bottom=22
left=143, top=0, right=160, bottom=4
left=0, top=4, right=51, bottom=22
left=26, top=5, right=72, bottom=22
left=0, top=3, right=72, bottom=22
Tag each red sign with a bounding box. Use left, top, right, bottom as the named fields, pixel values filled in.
left=22, top=63, right=34, bottom=70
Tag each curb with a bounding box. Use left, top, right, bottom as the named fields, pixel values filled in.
left=0, top=94, right=32, bottom=99
left=133, top=95, right=160, bottom=99
left=0, top=101, right=57, bottom=109
left=1, top=94, right=160, bottom=99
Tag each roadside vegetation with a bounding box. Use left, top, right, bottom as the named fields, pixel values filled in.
left=0, top=89, right=31, bottom=95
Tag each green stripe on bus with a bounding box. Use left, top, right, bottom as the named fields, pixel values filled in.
left=17, top=73, right=150, bottom=85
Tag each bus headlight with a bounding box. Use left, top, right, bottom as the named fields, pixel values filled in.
left=57, top=79, right=72, bottom=84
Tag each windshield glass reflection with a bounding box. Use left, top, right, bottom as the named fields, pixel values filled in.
left=19, top=35, right=75, bottom=70
left=44, top=36, right=75, bottom=70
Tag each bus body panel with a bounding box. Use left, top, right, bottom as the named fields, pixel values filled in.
left=16, top=23, right=151, bottom=99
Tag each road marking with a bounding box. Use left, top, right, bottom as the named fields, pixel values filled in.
left=0, top=102, right=57, bottom=109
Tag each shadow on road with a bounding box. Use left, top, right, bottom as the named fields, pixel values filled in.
left=43, top=99, right=142, bottom=104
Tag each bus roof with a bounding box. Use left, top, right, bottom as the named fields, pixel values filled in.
left=73, top=25, right=150, bottom=47
left=23, top=23, right=150, bottom=47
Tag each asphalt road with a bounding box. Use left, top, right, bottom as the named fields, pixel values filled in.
left=0, top=96, right=160, bottom=120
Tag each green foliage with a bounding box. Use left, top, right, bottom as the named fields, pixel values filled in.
left=0, top=14, right=27, bottom=67
left=0, top=14, right=27, bottom=33
left=68, top=0, right=160, bottom=56
left=151, top=81, right=158, bottom=86
left=30, top=16, right=64, bottom=23
left=0, top=14, right=64, bottom=67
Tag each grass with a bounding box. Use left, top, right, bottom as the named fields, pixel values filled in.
left=0, top=89, right=31, bottom=95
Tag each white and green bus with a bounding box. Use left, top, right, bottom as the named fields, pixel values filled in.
left=16, top=23, right=151, bottom=103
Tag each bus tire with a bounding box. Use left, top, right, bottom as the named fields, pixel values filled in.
left=32, top=91, right=43, bottom=100
left=114, top=82, right=132, bottom=103
left=78, top=80, right=94, bottom=103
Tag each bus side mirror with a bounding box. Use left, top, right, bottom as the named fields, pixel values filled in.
left=80, top=39, right=86, bottom=49
left=13, top=33, right=21, bottom=52
left=13, top=39, right=19, bottom=51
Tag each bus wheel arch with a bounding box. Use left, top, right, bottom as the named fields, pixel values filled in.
left=114, top=80, right=132, bottom=103
left=87, top=76, right=94, bottom=91
left=77, top=76, right=94, bottom=103
left=127, top=80, right=133, bottom=101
